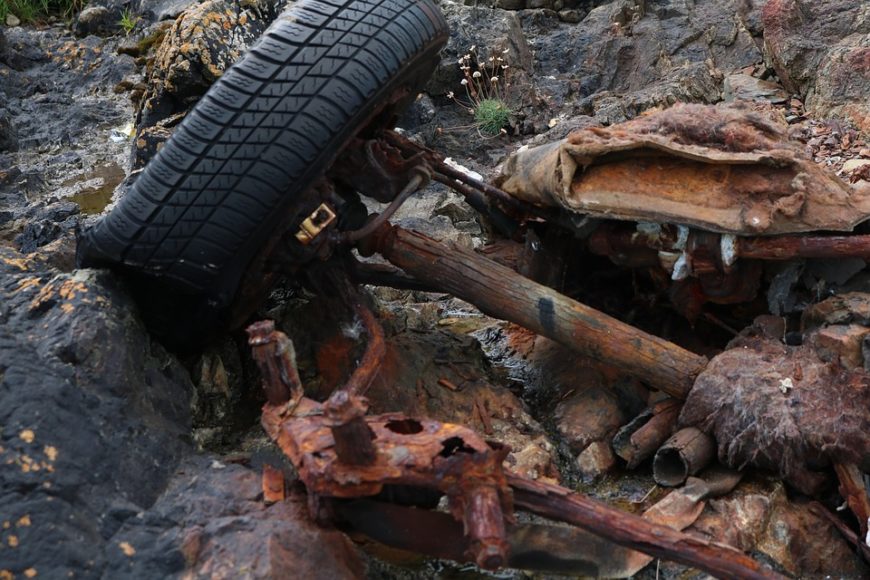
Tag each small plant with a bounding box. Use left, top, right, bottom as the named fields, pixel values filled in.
left=447, top=46, right=514, bottom=137
left=118, top=8, right=138, bottom=35
left=0, top=0, right=85, bottom=23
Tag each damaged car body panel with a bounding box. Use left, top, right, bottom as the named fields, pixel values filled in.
left=497, top=104, right=870, bottom=235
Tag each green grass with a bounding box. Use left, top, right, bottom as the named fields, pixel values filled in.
left=474, top=98, right=511, bottom=136
left=118, top=7, right=137, bottom=34
left=0, top=0, right=85, bottom=23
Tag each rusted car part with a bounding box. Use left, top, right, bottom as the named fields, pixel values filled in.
left=247, top=324, right=783, bottom=579
left=653, top=427, right=716, bottom=487
left=679, top=333, right=870, bottom=495
left=357, top=222, right=708, bottom=398
left=333, top=467, right=743, bottom=578
left=496, top=103, right=870, bottom=236
left=613, top=398, right=682, bottom=469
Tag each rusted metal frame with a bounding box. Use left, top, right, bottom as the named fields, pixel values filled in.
left=382, top=130, right=568, bottom=226
left=590, top=222, right=870, bottom=264
left=509, top=476, right=787, bottom=580
left=249, top=323, right=783, bottom=578
left=834, top=463, right=870, bottom=542
left=359, top=223, right=708, bottom=398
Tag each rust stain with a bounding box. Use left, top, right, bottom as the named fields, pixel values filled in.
left=19, top=430, right=34, bottom=443
left=43, top=446, right=58, bottom=462
left=16, top=515, right=31, bottom=527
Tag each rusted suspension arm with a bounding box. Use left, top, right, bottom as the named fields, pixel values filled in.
left=510, top=476, right=786, bottom=580
left=359, top=223, right=708, bottom=398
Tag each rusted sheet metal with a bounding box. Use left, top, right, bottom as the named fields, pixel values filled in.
left=261, top=398, right=513, bottom=568
left=497, top=104, right=870, bottom=235
left=680, top=333, right=870, bottom=495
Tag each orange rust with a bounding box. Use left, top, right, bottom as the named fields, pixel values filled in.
left=262, top=464, right=286, bottom=504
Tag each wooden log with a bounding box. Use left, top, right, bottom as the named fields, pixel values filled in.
left=363, top=224, right=708, bottom=398
left=509, top=475, right=786, bottom=580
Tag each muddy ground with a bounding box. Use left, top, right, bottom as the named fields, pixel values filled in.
left=1, top=0, right=870, bottom=578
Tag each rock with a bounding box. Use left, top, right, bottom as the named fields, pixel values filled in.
left=73, top=5, right=122, bottom=37
left=810, top=324, right=870, bottom=370
left=762, top=0, right=870, bottom=132
left=554, top=383, right=625, bottom=453
left=362, top=327, right=561, bottom=482
left=6, top=13, right=21, bottom=27
left=143, top=0, right=201, bottom=22
left=0, top=248, right=193, bottom=578
left=801, top=292, right=870, bottom=330
left=106, top=459, right=364, bottom=578
left=426, top=1, right=535, bottom=98
left=723, top=73, right=789, bottom=104
left=843, top=158, right=870, bottom=174
left=576, top=440, right=617, bottom=482
left=691, top=480, right=866, bottom=577
left=517, top=0, right=761, bottom=123
left=0, top=109, right=17, bottom=151
left=135, top=0, right=284, bottom=136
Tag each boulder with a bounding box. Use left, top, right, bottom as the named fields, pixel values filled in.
left=0, top=248, right=193, bottom=578
left=763, top=0, right=870, bottom=131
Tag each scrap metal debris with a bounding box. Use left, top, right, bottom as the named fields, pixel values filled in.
left=246, top=322, right=785, bottom=578
left=235, top=103, right=870, bottom=576
left=496, top=103, right=870, bottom=235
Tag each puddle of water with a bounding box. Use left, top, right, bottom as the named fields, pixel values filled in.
left=66, top=163, right=126, bottom=215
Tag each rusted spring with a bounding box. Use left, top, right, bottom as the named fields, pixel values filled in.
left=342, top=167, right=431, bottom=244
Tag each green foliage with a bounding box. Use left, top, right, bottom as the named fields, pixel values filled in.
left=118, top=8, right=138, bottom=34
left=474, top=98, right=511, bottom=136
left=449, top=46, right=515, bottom=137
left=0, top=0, right=84, bottom=23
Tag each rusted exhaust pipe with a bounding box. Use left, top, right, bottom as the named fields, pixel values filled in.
left=653, top=427, right=715, bottom=487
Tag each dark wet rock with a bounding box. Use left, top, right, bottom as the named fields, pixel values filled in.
left=12, top=201, right=80, bottom=253
left=762, top=0, right=870, bottom=132
left=0, top=109, right=17, bottom=151
left=135, top=0, right=285, bottom=135
left=106, top=459, right=365, bottom=579
left=143, top=0, right=202, bottom=22
left=0, top=248, right=193, bottom=579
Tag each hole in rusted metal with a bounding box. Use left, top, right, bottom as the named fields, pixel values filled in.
left=385, top=418, right=424, bottom=434
left=439, top=436, right=476, bottom=457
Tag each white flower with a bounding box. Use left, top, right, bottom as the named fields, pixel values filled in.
left=472, top=71, right=481, bottom=78
left=447, top=91, right=454, bottom=99
left=491, top=76, right=499, bottom=83
left=461, top=79, right=468, bottom=85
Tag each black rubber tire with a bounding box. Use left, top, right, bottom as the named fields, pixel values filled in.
left=77, top=0, right=448, bottom=346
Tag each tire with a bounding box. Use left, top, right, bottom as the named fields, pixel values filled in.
left=77, top=0, right=448, bottom=347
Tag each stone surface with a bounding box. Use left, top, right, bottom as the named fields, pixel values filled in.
left=762, top=0, right=870, bottom=131
left=105, top=459, right=365, bottom=579
left=576, top=440, right=617, bottom=482
left=691, top=481, right=866, bottom=577
left=0, top=247, right=193, bottom=579
left=135, top=0, right=285, bottom=134
left=723, top=73, right=789, bottom=104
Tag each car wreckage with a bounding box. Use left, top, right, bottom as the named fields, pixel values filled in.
left=76, top=0, right=870, bottom=576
